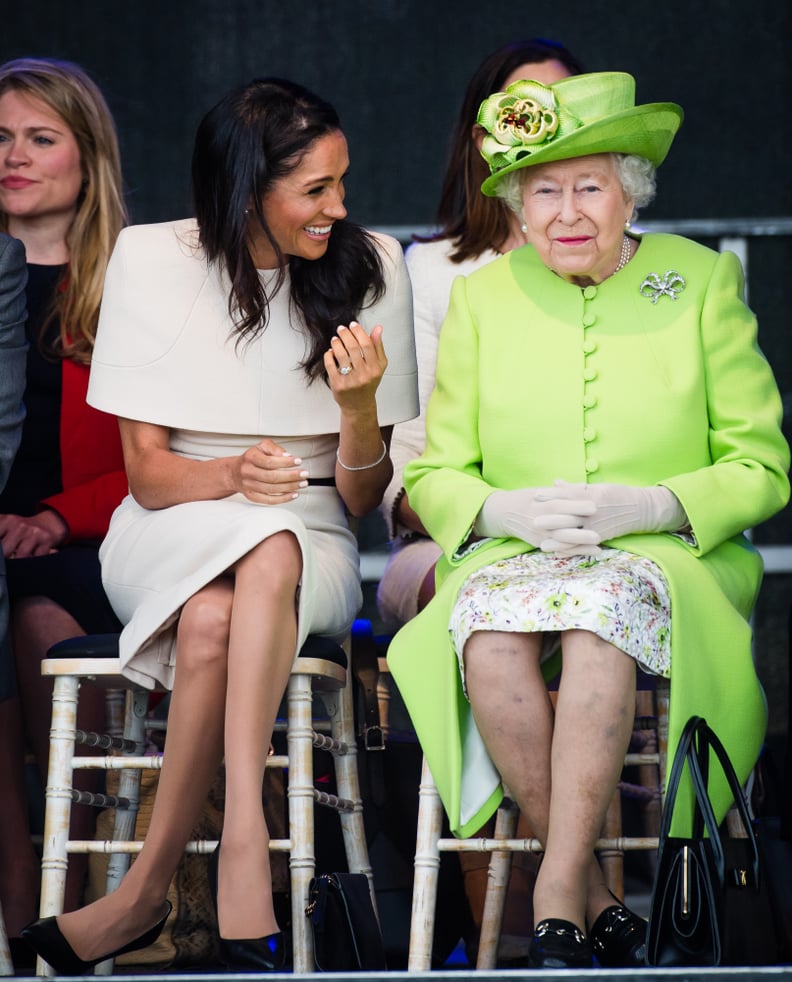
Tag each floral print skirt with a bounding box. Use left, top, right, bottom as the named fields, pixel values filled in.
left=450, top=548, right=671, bottom=695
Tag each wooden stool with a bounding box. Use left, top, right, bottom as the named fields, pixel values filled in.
left=35, top=632, right=374, bottom=976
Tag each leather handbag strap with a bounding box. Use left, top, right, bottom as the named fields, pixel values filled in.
left=350, top=619, right=385, bottom=751
left=661, top=716, right=760, bottom=886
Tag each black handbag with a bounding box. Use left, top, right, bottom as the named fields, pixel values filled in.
left=305, top=872, right=388, bottom=971
left=646, top=715, right=780, bottom=966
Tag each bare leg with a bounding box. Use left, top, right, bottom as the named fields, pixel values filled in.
left=464, top=629, right=635, bottom=933
left=537, top=631, right=635, bottom=929
left=52, top=578, right=232, bottom=961
left=0, top=694, right=39, bottom=935
left=217, top=530, right=301, bottom=939
left=50, top=531, right=302, bottom=958
left=12, top=598, right=106, bottom=914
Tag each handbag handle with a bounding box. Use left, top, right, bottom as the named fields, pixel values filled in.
left=660, top=716, right=760, bottom=886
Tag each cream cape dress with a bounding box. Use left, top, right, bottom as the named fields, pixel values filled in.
left=87, top=219, right=418, bottom=689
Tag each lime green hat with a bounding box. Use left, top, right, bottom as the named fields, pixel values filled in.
left=478, top=71, right=683, bottom=196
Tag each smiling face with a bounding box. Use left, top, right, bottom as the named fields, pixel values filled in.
left=248, top=129, right=349, bottom=269
left=520, top=153, right=633, bottom=284
left=0, top=88, right=83, bottom=228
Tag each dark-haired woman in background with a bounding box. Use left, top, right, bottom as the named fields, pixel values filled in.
left=23, top=76, right=417, bottom=974
left=380, top=37, right=583, bottom=628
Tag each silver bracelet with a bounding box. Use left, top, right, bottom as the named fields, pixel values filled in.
left=336, top=439, right=387, bottom=472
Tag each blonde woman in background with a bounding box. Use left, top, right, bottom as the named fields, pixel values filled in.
left=0, top=58, right=128, bottom=952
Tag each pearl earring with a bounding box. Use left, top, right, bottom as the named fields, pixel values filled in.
left=520, top=222, right=528, bottom=234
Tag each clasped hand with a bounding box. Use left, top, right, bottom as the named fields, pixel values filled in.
left=476, top=481, right=686, bottom=556
left=475, top=487, right=601, bottom=556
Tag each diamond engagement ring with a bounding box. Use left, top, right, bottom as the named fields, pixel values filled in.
left=339, top=365, right=352, bottom=375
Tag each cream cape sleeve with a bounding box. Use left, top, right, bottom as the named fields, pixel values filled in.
left=88, top=219, right=418, bottom=435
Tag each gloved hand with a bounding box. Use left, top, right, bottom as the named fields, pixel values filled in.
left=539, top=481, right=687, bottom=541
left=475, top=488, right=602, bottom=555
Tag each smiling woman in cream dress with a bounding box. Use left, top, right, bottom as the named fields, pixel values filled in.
left=22, top=77, right=417, bottom=975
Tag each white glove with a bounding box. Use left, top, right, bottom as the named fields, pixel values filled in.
left=540, top=481, right=687, bottom=541
left=475, top=488, right=602, bottom=555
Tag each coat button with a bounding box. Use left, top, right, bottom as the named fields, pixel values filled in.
left=583, top=394, right=597, bottom=409
left=583, top=427, right=597, bottom=442
left=583, top=285, right=598, bottom=300
left=585, top=458, right=600, bottom=474
left=582, top=312, right=596, bottom=327
left=583, top=338, right=597, bottom=354
left=583, top=368, right=598, bottom=382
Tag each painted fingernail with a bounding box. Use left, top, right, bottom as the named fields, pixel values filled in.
left=337, top=324, right=347, bottom=331
left=299, top=480, right=308, bottom=488
left=299, top=470, right=309, bottom=478
left=292, top=457, right=302, bottom=464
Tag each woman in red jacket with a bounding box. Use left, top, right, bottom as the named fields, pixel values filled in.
left=0, top=57, right=127, bottom=947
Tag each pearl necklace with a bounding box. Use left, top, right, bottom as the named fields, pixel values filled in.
left=614, top=234, right=632, bottom=273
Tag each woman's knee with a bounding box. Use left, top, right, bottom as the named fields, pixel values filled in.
left=464, top=630, right=543, bottom=683
left=236, top=531, right=302, bottom=589
left=178, top=582, right=234, bottom=670
left=561, top=630, right=636, bottom=677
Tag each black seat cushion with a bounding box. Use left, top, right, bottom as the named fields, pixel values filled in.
left=46, top=632, right=347, bottom=669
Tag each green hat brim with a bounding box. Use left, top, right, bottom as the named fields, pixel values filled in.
left=481, top=101, right=683, bottom=196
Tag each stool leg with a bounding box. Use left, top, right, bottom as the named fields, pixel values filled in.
left=408, top=757, right=443, bottom=971
left=38, top=675, right=79, bottom=977
left=476, top=796, right=519, bottom=969
left=326, top=679, right=375, bottom=897
left=95, top=690, right=149, bottom=977
left=0, top=902, right=12, bottom=976
left=287, top=673, right=316, bottom=974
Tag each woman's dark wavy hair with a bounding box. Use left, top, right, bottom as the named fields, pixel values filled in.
left=192, top=76, right=384, bottom=381
left=430, top=38, right=584, bottom=262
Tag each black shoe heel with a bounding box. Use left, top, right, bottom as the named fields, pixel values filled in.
left=219, top=932, right=286, bottom=972
left=208, top=842, right=286, bottom=971
left=21, top=902, right=172, bottom=976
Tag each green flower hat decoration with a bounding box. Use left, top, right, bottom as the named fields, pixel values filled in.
left=477, top=80, right=581, bottom=174
left=476, top=72, right=683, bottom=196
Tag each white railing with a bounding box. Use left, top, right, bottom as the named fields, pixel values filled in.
left=371, top=217, right=792, bottom=578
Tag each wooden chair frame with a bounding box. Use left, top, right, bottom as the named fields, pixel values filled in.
left=35, top=635, right=374, bottom=976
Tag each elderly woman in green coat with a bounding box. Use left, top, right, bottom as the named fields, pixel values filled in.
left=387, top=71, right=789, bottom=970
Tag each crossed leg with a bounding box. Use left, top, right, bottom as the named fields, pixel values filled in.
left=50, top=530, right=302, bottom=961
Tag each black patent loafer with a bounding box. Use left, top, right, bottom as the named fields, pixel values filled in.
left=589, top=903, right=647, bottom=968
left=528, top=918, right=593, bottom=969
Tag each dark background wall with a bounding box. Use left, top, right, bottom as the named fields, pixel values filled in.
left=3, top=0, right=790, bottom=226
left=3, top=0, right=792, bottom=747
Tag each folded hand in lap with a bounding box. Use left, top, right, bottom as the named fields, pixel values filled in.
left=539, top=480, right=687, bottom=541
left=475, top=488, right=602, bottom=556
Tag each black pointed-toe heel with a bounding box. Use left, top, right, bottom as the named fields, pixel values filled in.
left=589, top=900, right=647, bottom=968
left=219, top=932, right=286, bottom=972
left=528, top=918, right=593, bottom=969
left=207, top=843, right=286, bottom=971
left=21, top=902, right=173, bottom=976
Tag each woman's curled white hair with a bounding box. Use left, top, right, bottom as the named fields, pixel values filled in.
left=498, top=153, right=656, bottom=222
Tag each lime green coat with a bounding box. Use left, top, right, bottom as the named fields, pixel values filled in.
left=388, top=233, right=789, bottom=838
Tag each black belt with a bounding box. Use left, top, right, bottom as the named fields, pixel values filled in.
left=307, top=477, right=336, bottom=487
